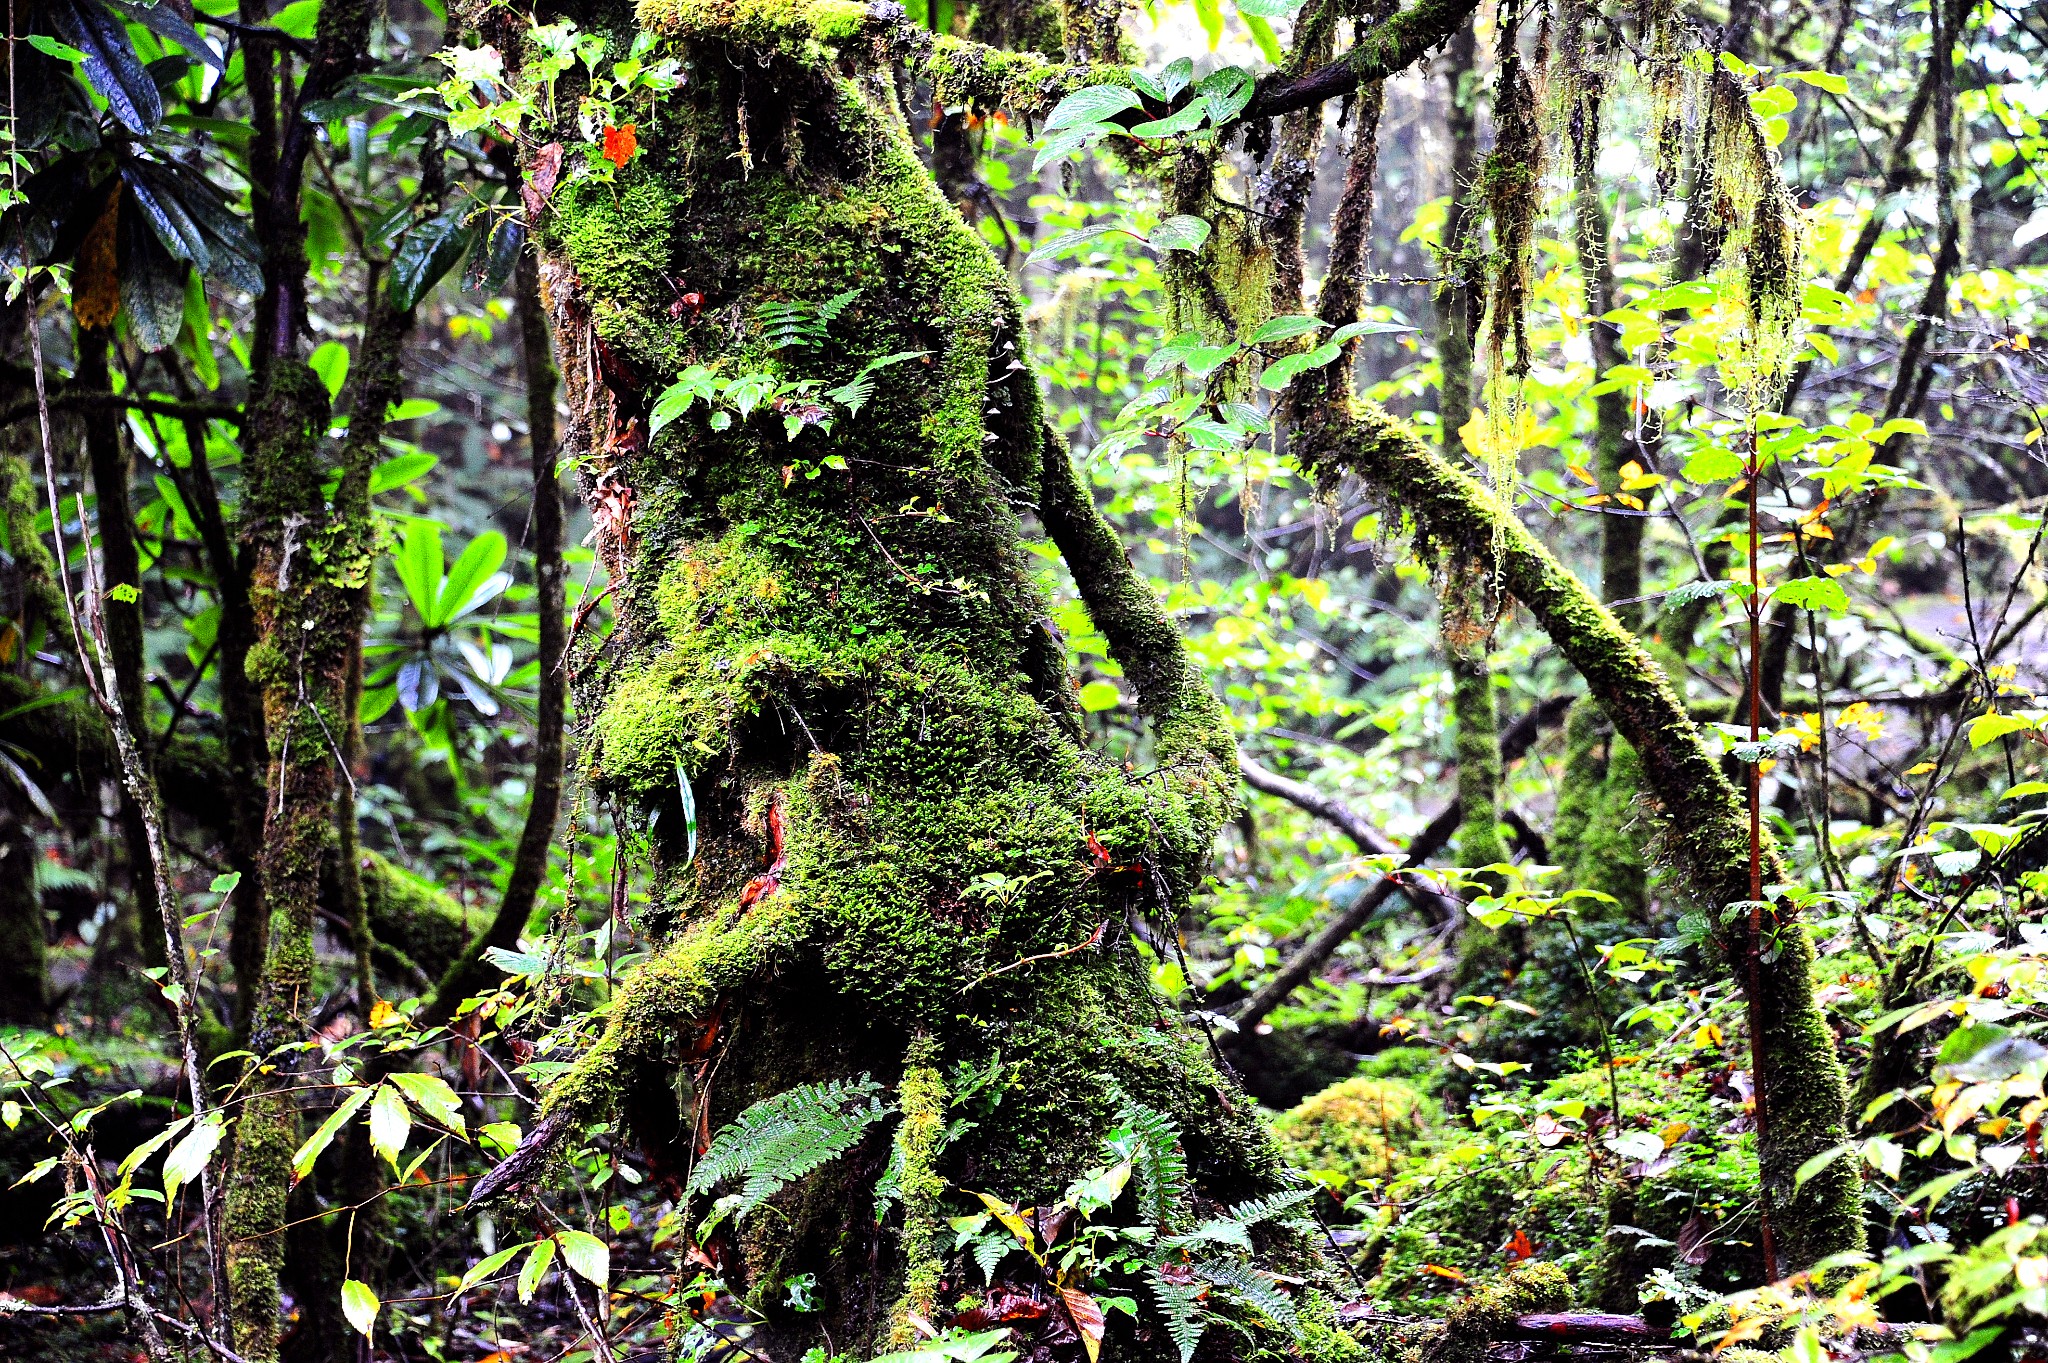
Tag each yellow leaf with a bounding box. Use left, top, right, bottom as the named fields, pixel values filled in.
left=1906, top=761, right=1936, bottom=775
left=369, top=999, right=398, bottom=1029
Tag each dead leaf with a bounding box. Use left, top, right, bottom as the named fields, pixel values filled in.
left=522, top=142, right=564, bottom=220
left=1504, top=1228, right=1534, bottom=1263
left=1060, top=1286, right=1107, bottom=1363
left=73, top=195, right=121, bottom=331
left=1677, top=1211, right=1714, bottom=1265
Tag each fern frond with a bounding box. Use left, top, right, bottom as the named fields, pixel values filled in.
left=1162, top=1218, right=1254, bottom=1254
left=1145, top=1269, right=1206, bottom=1363
left=1224, top=1187, right=1317, bottom=1230
left=688, top=1076, right=890, bottom=1226
left=756, top=288, right=861, bottom=352
left=1195, top=1259, right=1301, bottom=1336
left=1103, top=1100, right=1187, bottom=1228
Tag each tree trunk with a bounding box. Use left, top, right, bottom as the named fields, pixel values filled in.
left=484, top=6, right=1333, bottom=1354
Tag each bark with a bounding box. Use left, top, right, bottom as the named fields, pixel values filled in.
left=221, top=0, right=386, bottom=1350
left=77, top=327, right=164, bottom=968
left=472, top=8, right=1329, bottom=1353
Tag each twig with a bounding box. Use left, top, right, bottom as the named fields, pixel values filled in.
left=964, top=921, right=1107, bottom=992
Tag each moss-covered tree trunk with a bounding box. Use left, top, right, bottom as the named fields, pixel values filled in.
left=476, top=4, right=1339, bottom=1355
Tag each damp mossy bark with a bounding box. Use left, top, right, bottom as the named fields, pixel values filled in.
left=479, top=8, right=1333, bottom=1355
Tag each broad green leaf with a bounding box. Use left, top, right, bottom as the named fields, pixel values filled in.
left=1258, top=341, right=1342, bottom=391
left=1771, top=576, right=1848, bottom=613
left=1246, top=315, right=1326, bottom=344
left=1794, top=1142, right=1853, bottom=1190
left=369, top=451, right=437, bottom=496
left=1970, top=713, right=2035, bottom=748
left=389, top=1071, right=466, bottom=1135
left=437, top=531, right=509, bottom=623
left=292, top=1087, right=374, bottom=1184
left=369, top=1083, right=412, bottom=1167
left=458, top=1241, right=532, bottom=1291
left=341, top=1279, right=378, bottom=1338
left=557, top=1228, right=609, bottom=1286
left=392, top=520, right=445, bottom=623
left=118, top=1115, right=193, bottom=1179
left=309, top=341, right=351, bottom=401
left=1327, top=319, right=1414, bottom=343
left=1027, top=224, right=1120, bottom=265
left=1042, top=84, right=1141, bottom=132
left=1128, top=103, right=1208, bottom=139
left=518, top=1236, right=557, bottom=1303
left=1786, top=69, right=1848, bottom=94
left=1078, top=681, right=1121, bottom=712
left=163, top=1116, right=223, bottom=1206
left=1147, top=215, right=1211, bottom=254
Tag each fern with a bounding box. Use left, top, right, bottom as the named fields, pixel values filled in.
left=1161, top=1219, right=1253, bottom=1254
left=1103, top=1100, right=1187, bottom=1229
left=1146, top=1269, right=1206, bottom=1363
left=756, top=288, right=858, bottom=352
left=1223, top=1187, right=1317, bottom=1231
left=688, top=1076, right=890, bottom=1229
left=824, top=349, right=927, bottom=417
left=1196, top=1259, right=1301, bottom=1336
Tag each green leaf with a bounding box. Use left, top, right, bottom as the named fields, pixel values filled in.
left=1147, top=215, right=1211, bottom=254
left=518, top=1237, right=557, bottom=1303
left=1042, top=84, right=1142, bottom=133
left=27, top=34, right=87, bottom=62
left=1970, top=713, right=2035, bottom=748
left=1327, top=319, right=1414, bottom=343
left=436, top=531, right=509, bottom=623
left=1771, top=576, right=1848, bottom=613
left=370, top=451, right=438, bottom=496
left=557, top=1228, right=609, bottom=1287
left=1128, top=103, right=1209, bottom=139
left=389, top=206, right=476, bottom=311
left=676, top=761, right=699, bottom=867
left=309, top=340, right=351, bottom=401
left=393, top=520, right=445, bottom=623
left=1031, top=124, right=1106, bottom=174
left=1239, top=12, right=1281, bottom=62
left=1794, top=1142, right=1853, bottom=1191
left=1246, top=315, right=1326, bottom=344
left=369, top=1083, right=411, bottom=1167
left=1259, top=341, right=1342, bottom=391
left=458, top=1241, right=531, bottom=1291
left=388, top=1071, right=466, bottom=1135
left=162, top=1116, right=223, bottom=1206
left=1027, top=224, right=1121, bottom=265
left=341, top=1279, right=379, bottom=1338
left=1078, top=681, right=1121, bottom=712
left=210, top=871, right=242, bottom=896
left=291, top=1087, right=375, bottom=1183
left=1683, top=447, right=1747, bottom=482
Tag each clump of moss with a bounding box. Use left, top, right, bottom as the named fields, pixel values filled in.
left=635, top=0, right=872, bottom=49
left=1438, top=1261, right=1570, bottom=1363
left=1273, top=1074, right=1440, bottom=1193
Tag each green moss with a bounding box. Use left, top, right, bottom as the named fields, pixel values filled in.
left=1437, top=1262, right=1569, bottom=1363
left=888, top=1036, right=947, bottom=1343
left=1273, top=1075, right=1439, bottom=1192
left=636, top=0, right=872, bottom=48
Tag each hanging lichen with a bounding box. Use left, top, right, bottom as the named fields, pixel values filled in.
left=1703, top=66, right=1807, bottom=405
